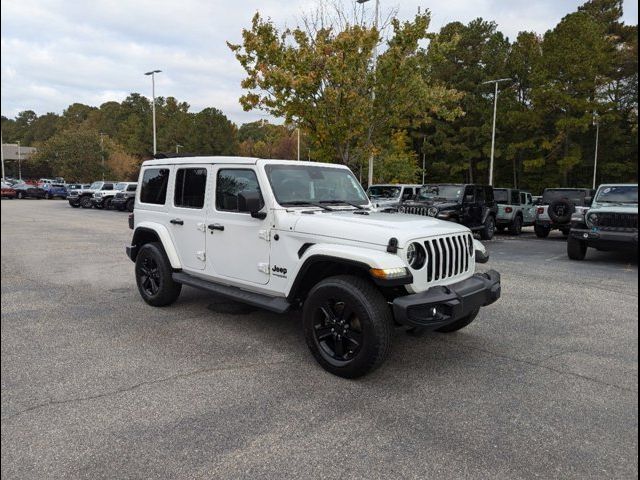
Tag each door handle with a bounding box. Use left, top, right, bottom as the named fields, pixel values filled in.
left=208, top=224, right=225, bottom=232
left=170, top=219, right=184, bottom=225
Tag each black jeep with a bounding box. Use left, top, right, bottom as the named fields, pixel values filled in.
left=399, top=184, right=498, bottom=240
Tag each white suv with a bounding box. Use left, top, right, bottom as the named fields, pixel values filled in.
left=126, top=157, right=501, bottom=378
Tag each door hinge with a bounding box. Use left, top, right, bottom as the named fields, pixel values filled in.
left=196, top=251, right=206, bottom=262
left=196, top=222, right=206, bottom=232
left=257, top=263, right=270, bottom=274
left=258, top=229, right=270, bottom=242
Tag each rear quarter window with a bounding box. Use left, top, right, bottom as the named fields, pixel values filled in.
left=140, top=168, right=170, bottom=205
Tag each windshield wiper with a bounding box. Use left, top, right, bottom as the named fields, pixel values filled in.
left=281, top=201, right=334, bottom=211
left=319, top=200, right=367, bottom=210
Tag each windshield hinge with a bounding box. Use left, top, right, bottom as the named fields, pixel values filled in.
left=195, top=251, right=206, bottom=262
left=259, top=229, right=270, bottom=242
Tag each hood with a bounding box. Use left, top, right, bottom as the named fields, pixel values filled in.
left=589, top=203, right=638, bottom=214
left=289, top=210, right=470, bottom=247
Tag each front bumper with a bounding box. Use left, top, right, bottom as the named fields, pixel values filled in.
left=91, top=197, right=105, bottom=207
left=68, top=196, right=81, bottom=206
left=570, top=228, right=638, bottom=249
left=393, top=270, right=501, bottom=329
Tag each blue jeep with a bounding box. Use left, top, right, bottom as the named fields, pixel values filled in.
left=44, top=183, right=69, bottom=199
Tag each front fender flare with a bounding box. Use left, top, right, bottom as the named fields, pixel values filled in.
left=133, top=222, right=182, bottom=269
left=285, top=244, right=408, bottom=299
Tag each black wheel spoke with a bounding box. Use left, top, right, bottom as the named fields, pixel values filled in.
left=334, top=337, right=345, bottom=358
left=339, top=304, right=354, bottom=322
left=320, top=302, right=336, bottom=321
left=344, top=330, right=362, bottom=348
left=315, top=325, right=333, bottom=341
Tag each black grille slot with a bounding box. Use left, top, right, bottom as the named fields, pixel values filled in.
left=597, top=213, right=638, bottom=230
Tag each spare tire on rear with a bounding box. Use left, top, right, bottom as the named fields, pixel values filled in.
left=548, top=199, right=574, bottom=224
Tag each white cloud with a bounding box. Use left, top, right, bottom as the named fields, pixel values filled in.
left=1, top=0, right=638, bottom=125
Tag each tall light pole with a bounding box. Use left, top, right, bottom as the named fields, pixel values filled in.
left=358, top=0, right=380, bottom=186
left=17, top=141, right=22, bottom=180
left=482, top=78, right=511, bottom=186
left=422, top=136, right=427, bottom=184
left=99, top=132, right=106, bottom=180
left=145, top=70, right=162, bottom=155
left=296, top=127, right=301, bottom=161
left=592, top=115, right=600, bottom=189
left=1, top=131, right=5, bottom=181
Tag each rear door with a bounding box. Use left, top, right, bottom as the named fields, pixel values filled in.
left=167, top=165, right=209, bottom=271
left=521, top=192, right=536, bottom=224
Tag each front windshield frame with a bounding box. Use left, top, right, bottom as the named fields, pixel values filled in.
left=595, top=185, right=638, bottom=204
left=416, top=185, right=463, bottom=202
left=265, top=164, right=369, bottom=207
left=89, top=182, right=102, bottom=190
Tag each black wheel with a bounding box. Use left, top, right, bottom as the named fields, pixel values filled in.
left=480, top=216, right=496, bottom=240
left=17, top=192, right=24, bottom=199
left=436, top=308, right=480, bottom=333
left=508, top=215, right=523, bottom=235
left=135, top=242, right=182, bottom=307
left=126, top=198, right=134, bottom=212
left=567, top=236, right=587, bottom=260
left=103, top=198, right=112, bottom=210
left=303, top=275, right=392, bottom=378
left=80, top=196, right=93, bottom=208
left=534, top=224, right=550, bottom=238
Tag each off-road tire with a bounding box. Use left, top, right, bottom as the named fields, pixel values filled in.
left=103, top=198, right=113, bottom=210
left=436, top=308, right=480, bottom=333
left=135, top=242, right=182, bottom=307
left=567, top=236, right=587, bottom=260
left=508, top=215, right=523, bottom=235
left=548, top=199, right=574, bottom=224
left=535, top=224, right=550, bottom=238
left=80, top=196, right=93, bottom=208
left=303, top=275, right=392, bottom=379
left=480, top=215, right=496, bottom=240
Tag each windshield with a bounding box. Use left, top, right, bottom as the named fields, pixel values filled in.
left=89, top=182, right=102, bottom=190
left=265, top=164, right=369, bottom=206
left=595, top=185, right=638, bottom=204
left=493, top=189, right=509, bottom=203
left=416, top=185, right=463, bottom=202
left=542, top=189, right=587, bottom=204
left=367, top=186, right=401, bottom=199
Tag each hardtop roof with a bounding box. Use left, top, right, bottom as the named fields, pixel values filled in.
left=141, top=156, right=351, bottom=169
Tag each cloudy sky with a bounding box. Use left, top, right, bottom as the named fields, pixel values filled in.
left=1, top=0, right=637, bottom=125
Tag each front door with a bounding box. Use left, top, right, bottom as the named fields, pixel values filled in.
left=521, top=192, right=536, bottom=224
left=206, top=166, right=270, bottom=285
left=167, top=165, right=209, bottom=271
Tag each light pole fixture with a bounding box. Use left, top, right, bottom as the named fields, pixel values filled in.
left=592, top=114, right=600, bottom=190
left=176, top=143, right=183, bottom=154
left=357, top=0, right=380, bottom=187
left=1, top=131, right=5, bottom=181
left=99, top=132, right=107, bottom=180
left=481, top=78, right=511, bottom=186
left=145, top=70, right=162, bottom=155
left=17, top=140, right=22, bottom=180
left=296, top=127, right=301, bottom=161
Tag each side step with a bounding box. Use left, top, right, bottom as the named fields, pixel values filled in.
left=172, top=272, right=291, bottom=314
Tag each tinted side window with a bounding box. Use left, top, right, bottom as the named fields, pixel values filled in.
left=174, top=168, right=207, bottom=209
left=127, top=185, right=137, bottom=192
left=103, top=184, right=114, bottom=191
left=464, top=186, right=475, bottom=202
left=140, top=168, right=170, bottom=205
left=485, top=187, right=494, bottom=202
left=216, top=169, right=262, bottom=212
left=511, top=190, right=520, bottom=204
left=475, top=187, right=486, bottom=203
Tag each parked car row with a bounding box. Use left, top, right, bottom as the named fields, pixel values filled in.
left=67, top=181, right=137, bottom=212
left=366, top=182, right=638, bottom=262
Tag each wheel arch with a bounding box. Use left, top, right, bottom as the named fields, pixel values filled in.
left=130, top=223, right=181, bottom=269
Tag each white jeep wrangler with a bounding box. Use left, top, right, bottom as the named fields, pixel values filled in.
left=126, top=157, right=501, bottom=378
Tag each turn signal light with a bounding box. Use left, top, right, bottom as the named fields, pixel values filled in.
left=370, top=267, right=409, bottom=280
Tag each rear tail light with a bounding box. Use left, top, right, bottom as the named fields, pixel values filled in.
left=537, top=207, right=545, bottom=215
left=128, top=213, right=134, bottom=230
left=505, top=207, right=513, bottom=213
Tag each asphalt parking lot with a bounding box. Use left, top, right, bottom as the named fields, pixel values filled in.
left=1, top=199, right=638, bottom=479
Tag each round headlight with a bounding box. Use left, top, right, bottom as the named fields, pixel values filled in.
left=406, top=242, right=426, bottom=270
left=587, top=213, right=599, bottom=227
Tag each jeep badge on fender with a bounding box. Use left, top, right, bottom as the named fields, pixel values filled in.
left=125, top=156, right=501, bottom=378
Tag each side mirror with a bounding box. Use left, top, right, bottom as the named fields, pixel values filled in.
left=238, top=191, right=266, bottom=219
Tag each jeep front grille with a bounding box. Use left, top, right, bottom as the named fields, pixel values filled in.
left=422, top=233, right=474, bottom=282
left=596, top=213, right=638, bottom=231
left=115, top=192, right=124, bottom=198
left=399, top=206, right=430, bottom=216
